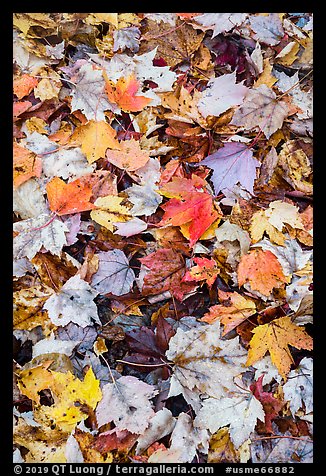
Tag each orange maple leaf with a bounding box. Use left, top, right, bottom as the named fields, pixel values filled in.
left=46, top=177, right=97, bottom=216
left=105, top=75, right=152, bottom=113
left=237, top=249, right=288, bottom=296
left=182, top=257, right=220, bottom=287
left=13, top=74, right=38, bottom=100
left=106, top=139, right=150, bottom=171
left=13, top=142, right=42, bottom=188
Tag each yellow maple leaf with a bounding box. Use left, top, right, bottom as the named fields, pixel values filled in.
left=250, top=210, right=286, bottom=245
left=71, top=120, right=120, bottom=164
left=246, top=316, right=313, bottom=378
left=90, top=195, right=131, bottom=232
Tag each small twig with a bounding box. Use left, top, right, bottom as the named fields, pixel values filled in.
left=253, top=435, right=313, bottom=443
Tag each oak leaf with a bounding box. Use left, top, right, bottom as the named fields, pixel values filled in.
left=246, top=316, right=313, bottom=378
left=237, top=249, right=288, bottom=296
left=201, top=290, right=256, bottom=335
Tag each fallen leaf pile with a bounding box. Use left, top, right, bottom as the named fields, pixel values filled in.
left=13, top=12, right=313, bottom=464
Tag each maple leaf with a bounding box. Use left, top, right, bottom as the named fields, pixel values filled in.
left=207, top=428, right=240, bottom=463
left=141, top=19, right=204, bottom=68
left=13, top=213, right=68, bottom=260
left=24, top=132, right=95, bottom=181
left=106, top=139, right=150, bottom=172
left=105, top=75, right=152, bottom=112
left=71, top=63, right=116, bottom=121
left=237, top=249, right=288, bottom=296
left=250, top=375, right=284, bottom=433
left=13, top=142, right=42, bottom=188
left=166, top=321, right=247, bottom=410
left=251, top=434, right=313, bottom=464
left=14, top=284, right=54, bottom=331
left=113, top=26, right=141, bottom=53
left=193, top=13, right=247, bottom=37
left=43, top=275, right=100, bottom=328
left=13, top=73, right=38, bottom=99
left=169, top=412, right=209, bottom=463
left=91, top=249, right=135, bottom=296
left=246, top=316, right=313, bottom=378
left=250, top=13, right=284, bottom=46
left=96, top=375, right=158, bottom=433
left=182, top=257, right=220, bottom=287
left=13, top=178, right=48, bottom=219
left=201, top=290, right=256, bottom=335
left=200, top=142, right=260, bottom=194
left=46, top=177, right=97, bottom=215
left=231, top=85, right=289, bottom=139
left=71, top=120, right=120, bottom=164
left=138, top=248, right=196, bottom=301
left=282, top=357, right=313, bottom=415
left=126, top=183, right=162, bottom=216
left=160, top=192, right=219, bottom=247
left=90, top=195, right=131, bottom=232
left=198, top=72, right=248, bottom=118
left=136, top=408, right=176, bottom=455
left=194, top=390, right=265, bottom=448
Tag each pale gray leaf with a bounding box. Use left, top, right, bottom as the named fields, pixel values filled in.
left=91, top=249, right=135, bottom=296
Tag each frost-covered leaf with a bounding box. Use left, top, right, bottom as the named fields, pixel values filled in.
left=96, top=376, right=158, bottom=433
left=198, top=72, right=248, bottom=118
left=113, top=27, right=140, bottom=53
left=166, top=321, right=247, bottom=407
left=32, top=334, right=80, bottom=359
left=231, top=85, right=289, bottom=139
left=13, top=213, right=68, bottom=260
left=195, top=391, right=265, bottom=448
left=91, top=249, right=135, bottom=296
left=43, top=275, right=100, bottom=327
left=283, top=357, right=313, bottom=415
